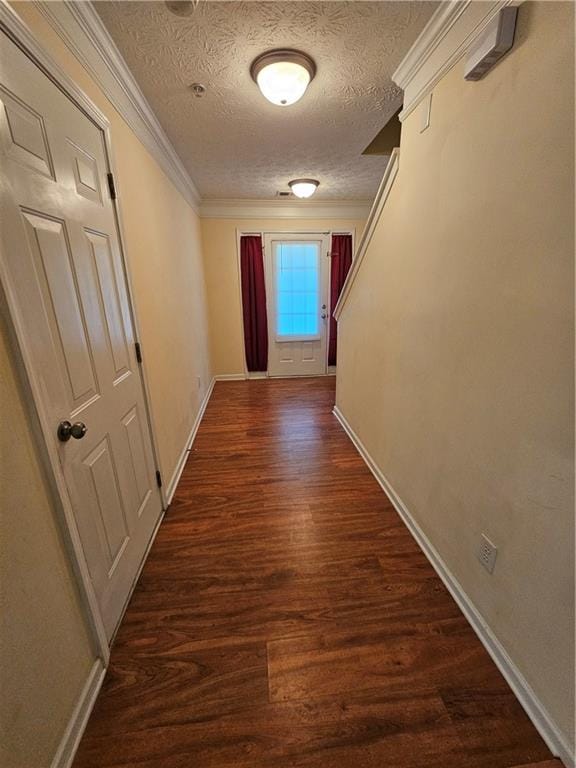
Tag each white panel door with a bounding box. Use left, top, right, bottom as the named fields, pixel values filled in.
left=0, top=34, right=162, bottom=640
left=265, top=234, right=330, bottom=377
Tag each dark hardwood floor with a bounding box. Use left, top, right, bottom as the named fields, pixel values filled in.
left=73, top=378, right=558, bottom=768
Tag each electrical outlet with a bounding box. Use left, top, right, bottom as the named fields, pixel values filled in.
left=478, top=533, right=498, bottom=574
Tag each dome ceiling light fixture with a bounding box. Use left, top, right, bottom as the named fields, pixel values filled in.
left=288, top=179, right=320, bottom=199
left=250, top=49, right=316, bottom=107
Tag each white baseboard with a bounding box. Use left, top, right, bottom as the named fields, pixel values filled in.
left=246, top=371, right=268, bottom=379
left=214, top=373, right=247, bottom=381
left=50, top=659, right=106, bottom=768
left=214, top=372, right=337, bottom=380
left=109, top=505, right=166, bottom=648
left=333, top=405, right=574, bottom=768
left=164, top=377, right=216, bottom=505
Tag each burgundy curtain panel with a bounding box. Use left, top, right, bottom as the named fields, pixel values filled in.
left=240, top=235, right=268, bottom=372
left=328, top=233, right=353, bottom=366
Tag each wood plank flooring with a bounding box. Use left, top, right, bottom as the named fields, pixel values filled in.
left=73, top=378, right=558, bottom=768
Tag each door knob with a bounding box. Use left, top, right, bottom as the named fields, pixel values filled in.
left=57, top=420, right=87, bottom=442
left=321, top=313, right=327, bottom=319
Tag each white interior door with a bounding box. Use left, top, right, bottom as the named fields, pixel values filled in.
left=265, top=233, right=330, bottom=377
left=0, top=34, right=163, bottom=641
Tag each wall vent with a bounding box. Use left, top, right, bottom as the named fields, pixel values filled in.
left=464, top=7, right=518, bottom=81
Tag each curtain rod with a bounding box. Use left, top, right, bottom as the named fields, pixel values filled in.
left=240, top=231, right=352, bottom=236
left=241, top=231, right=328, bottom=235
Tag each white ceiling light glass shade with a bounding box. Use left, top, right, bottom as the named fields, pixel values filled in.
left=250, top=50, right=316, bottom=106
left=289, top=179, right=320, bottom=199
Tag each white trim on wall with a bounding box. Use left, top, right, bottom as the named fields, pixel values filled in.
left=333, top=405, right=575, bottom=768
left=334, top=149, right=400, bottom=319
left=32, top=0, right=201, bottom=210
left=201, top=199, right=372, bottom=220
left=214, top=373, right=248, bottom=381
left=50, top=660, right=106, bottom=768
left=0, top=1, right=107, bottom=128
left=165, top=377, right=216, bottom=505
left=27, top=1, right=374, bottom=221
left=392, top=0, right=520, bottom=121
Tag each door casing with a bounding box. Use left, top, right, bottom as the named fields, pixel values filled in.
left=235, top=228, right=356, bottom=378
left=264, top=232, right=330, bottom=377
left=0, top=4, right=165, bottom=663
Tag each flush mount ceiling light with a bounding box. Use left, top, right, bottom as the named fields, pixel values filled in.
left=250, top=49, right=316, bottom=106
left=288, top=179, right=320, bottom=199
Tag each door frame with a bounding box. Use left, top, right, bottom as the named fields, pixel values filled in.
left=0, top=4, right=165, bottom=663
left=264, top=232, right=330, bottom=377
left=235, top=228, right=356, bottom=378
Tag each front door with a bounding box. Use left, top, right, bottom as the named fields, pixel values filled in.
left=0, top=34, right=163, bottom=640
left=265, top=233, right=330, bottom=377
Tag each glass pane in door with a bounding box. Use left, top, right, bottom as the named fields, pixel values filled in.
left=274, top=242, right=320, bottom=340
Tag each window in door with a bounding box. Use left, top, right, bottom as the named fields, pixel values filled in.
left=273, top=241, right=320, bottom=341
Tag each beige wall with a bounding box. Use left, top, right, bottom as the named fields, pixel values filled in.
left=2, top=4, right=212, bottom=766
left=337, top=1, right=574, bottom=747
left=201, top=217, right=366, bottom=375
left=113, top=150, right=211, bottom=485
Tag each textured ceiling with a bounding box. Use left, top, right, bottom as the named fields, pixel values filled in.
left=96, top=1, right=436, bottom=200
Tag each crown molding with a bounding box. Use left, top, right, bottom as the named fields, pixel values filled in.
left=33, top=0, right=201, bottom=211
left=0, top=1, right=108, bottom=130
left=198, top=198, right=372, bottom=221
left=393, top=0, right=521, bottom=121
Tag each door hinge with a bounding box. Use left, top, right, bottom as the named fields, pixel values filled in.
left=155, top=470, right=163, bottom=488
left=107, top=172, right=117, bottom=200
left=135, top=341, right=142, bottom=364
